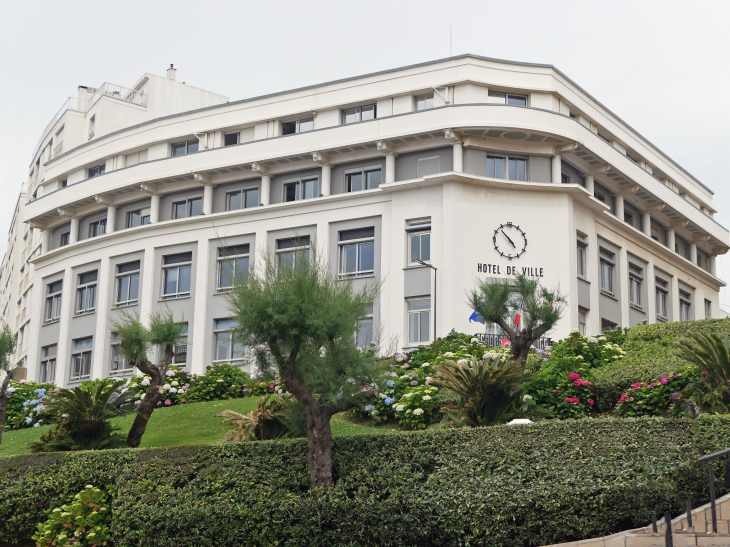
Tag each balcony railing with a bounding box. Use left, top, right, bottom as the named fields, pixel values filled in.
left=89, top=83, right=147, bottom=109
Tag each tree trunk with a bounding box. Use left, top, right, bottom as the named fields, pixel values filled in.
left=510, top=329, right=534, bottom=369
left=126, top=349, right=171, bottom=448
left=306, top=404, right=334, bottom=488
left=0, top=373, right=10, bottom=445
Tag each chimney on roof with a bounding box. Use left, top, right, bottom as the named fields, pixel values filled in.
left=167, top=64, right=177, bottom=81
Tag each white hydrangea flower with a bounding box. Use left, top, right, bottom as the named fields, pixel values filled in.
left=405, top=393, right=414, bottom=398
left=457, top=359, right=468, bottom=366
left=421, top=362, right=430, bottom=368
left=587, top=337, right=598, bottom=344
left=522, top=394, right=533, bottom=401
left=413, top=408, right=424, bottom=416
left=171, top=381, right=179, bottom=387
left=169, top=388, right=178, bottom=394
left=395, top=405, right=405, bottom=412
left=422, top=395, right=432, bottom=401
left=470, top=338, right=479, bottom=344
left=571, top=328, right=580, bottom=333
left=443, top=352, right=455, bottom=357
left=6, top=387, right=15, bottom=393
left=162, top=384, right=171, bottom=391
left=598, top=336, right=607, bottom=341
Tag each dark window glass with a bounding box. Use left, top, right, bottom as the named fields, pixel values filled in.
left=164, top=252, right=192, bottom=265
left=224, top=133, right=239, bottom=146
left=79, top=271, right=97, bottom=284
left=171, top=142, right=186, bottom=156
left=118, top=261, right=140, bottom=274
left=282, top=121, right=296, bottom=135
left=284, top=182, right=297, bottom=202
left=507, top=95, right=527, bottom=106
left=340, top=228, right=375, bottom=241
left=187, top=140, right=199, bottom=154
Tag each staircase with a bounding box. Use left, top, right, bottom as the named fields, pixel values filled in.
left=545, top=491, right=730, bottom=545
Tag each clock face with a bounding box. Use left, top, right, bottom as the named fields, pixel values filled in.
left=493, top=223, right=527, bottom=260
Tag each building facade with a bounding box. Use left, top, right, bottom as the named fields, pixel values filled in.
left=5, top=55, right=727, bottom=386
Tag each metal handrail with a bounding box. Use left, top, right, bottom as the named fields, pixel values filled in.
left=698, top=447, right=730, bottom=533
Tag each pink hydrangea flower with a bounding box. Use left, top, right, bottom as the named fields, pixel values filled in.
left=134, top=400, right=142, bottom=408
left=568, top=373, right=581, bottom=381
left=165, top=399, right=172, bottom=406
left=659, top=375, right=669, bottom=385
left=564, top=397, right=580, bottom=404
left=588, top=399, right=594, bottom=406
left=166, top=370, right=176, bottom=377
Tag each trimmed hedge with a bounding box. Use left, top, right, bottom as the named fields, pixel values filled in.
left=593, top=319, right=730, bottom=410
left=2, top=416, right=729, bottom=546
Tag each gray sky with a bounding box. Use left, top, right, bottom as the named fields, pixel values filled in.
left=1, top=0, right=729, bottom=307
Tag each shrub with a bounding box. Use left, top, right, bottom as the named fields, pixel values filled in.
left=32, top=485, right=113, bottom=547
left=614, top=366, right=704, bottom=418
left=4, top=380, right=56, bottom=430
left=216, top=395, right=301, bottom=441
left=245, top=376, right=279, bottom=397
left=532, top=370, right=596, bottom=419
left=1, top=416, right=729, bottom=546
left=185, top=363, right=250, bottom=402
left=593, top=319, right=730, bottom=410
left=125, top=366, right=192, bottom=407
left=391, top=384, right=440, bottom=429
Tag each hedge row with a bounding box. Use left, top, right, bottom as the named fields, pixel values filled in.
left=2, top=416, right=729, bottom=546
left=593, top=318, right=730, bottom=410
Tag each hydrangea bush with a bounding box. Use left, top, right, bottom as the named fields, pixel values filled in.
left=392, top=384, right=440, bottom=429
left=184, top=363, right=250, bottom=402
left=125, top=366, right=192, bottom=408
left=614, top=366, right=704, bottom=418
left=4, top=380, right=56, bottom=430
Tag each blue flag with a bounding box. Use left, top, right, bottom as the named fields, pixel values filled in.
left=469, top=311, right=485, bottom=324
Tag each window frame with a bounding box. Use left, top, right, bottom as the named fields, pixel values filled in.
left=161, top=252, right=193, bottom=300
left=115, top=261, right=141, bottom=308
left=344, top=166, right=382, bottom=193
left=655, top=279, right=669, bottom=322
left=487, top=154, right=528, bottom=181
left=88, top=163, right=105, bottom=178
left=407, top=223, right=431, bottom=266
left=213, top=318, right=245, bottom=363
left=415, top=93, right=434, bottom=111
left=342, top=104, right=376, bottom=125
left=276, top=237, right=311, bottom=270
left=629, top=270, right=643, bottom=310
left=40, top=345, right=57, bottom=383
left=599, top=254, right=615, bottom=297
left=88, top=218, right=107, bottom=238
left=126, top=208, right=151, bottom=228
left=109, top=332, right=134, bottom=377
left=338, top=229, right=375, bottom=279
left=679, top=291, right=692, bottom=321
left=223, top=132, right=240, bottom=146
left=407, top=298, right=431, bottom=345
left=70, top=338, right=93, bottom=383
left=282, top=177, right=319, bottom=202
left=281, top=116, right=314, bottom=135
left=75, top=270, right=97, bottom=316
left=44, top=280, right=63, bottom=324
left=356, top=304, right=375, bottom=349
left=705, top=298, right=712, bottom=319
left=577, top=239, right=587, bottom=278
left=172, top=323, right=188, bottom=365
left=217, top=245, right=250, bottom=291
left=487, top=91, right=528, bottom=106
left=578, top=310, right=587, bottom=335
left=171, top=139, right=199, bottom=157
left=60, top=232, right=70, bottom=247
left=225, top=186, right=259, bottom=211
left=172, top=197, right=203, bottom=220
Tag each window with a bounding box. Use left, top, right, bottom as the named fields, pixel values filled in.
left=88, top=116, right=95, bottom=139
left=408, top=222, right=431, bottom=265
left=162, top=252, right=192, bottom=299
left=578, top=310, right=587, bottom=335
left=680, top=291, right=692, bottom=321
left=61, top=179, right=68, bottom=188
left=594, top=191, right=606, bottom=204
left=407, top=298, right=431, bottom=344
left=115, top=261, right=140, bottom=307
left=283, top=177, right=318, bottom=202
left=277, top=237, right=310, bottom=270
left=487, top=91, right=528, bottom=106
left=487, top=155, right=527, bottom=181
left=282, top=117, right=314, bottom=135
left=705, top=299, right=712, bottom=319
left=577, top=239, right=587, bottom=278
left=88, top=219, right=106, bottom=238
left=345, top=167, right=381, bottom=192
left=70, top=338, right=93, bottom=382
left=214, top=318, right=245, bottom=362
left=656, top=278, right=668, bottom=321
left=127, top=208, right=151, bottom=228
left=561, top=173, right=570, bottom=184
left=224, top=132, right=240, bottom=146
left=60, top=232, right=70, bottom=247
left=226, top=187, right=259, bottom=211
left=415, top=93, right=434, bottom=111
left=44, top=280, right=62, bottom=323
left=217, top=245, right=250, bottom=290
left=629, top=268, right=643, bottom=310
left=88, top=164, right=105, bottom=178
left=76, top=270, right=97, bottom=315
left=171, top=140, right=199, bottom=156
left=599, top=251, right=615, bottom=296
left=339, top=228, right=375, bottom=278
left=40, top=345, right=57, bottom=383
left=110, top=333, right=133, bottom=376
left=624, top=212, right=634, bottom=226
left=342, top=104, right=376, bottom=124
left=172, top=323, right=188, bottom=365
left=172, top=197, right=202, bottom=219
left=601, top=319, right=617, bottom=332
left=356, top=304, right=374, bottom=349
left=417, top=155, right=441, bottom=178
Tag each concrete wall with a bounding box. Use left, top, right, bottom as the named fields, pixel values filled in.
left=395, top=146, right=453, bottom=181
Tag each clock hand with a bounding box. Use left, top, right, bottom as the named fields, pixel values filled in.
left=501, top=230, right=516, bottom=248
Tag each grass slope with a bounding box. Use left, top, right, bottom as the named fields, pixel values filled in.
left=0, top=397, right=392, bottom=458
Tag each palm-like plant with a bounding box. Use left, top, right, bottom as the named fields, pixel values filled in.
left=216, top=395, right=296, bottom=442
left=28, top=379, right=137, bottom=452
left=676, top=333, right=730, bottom=413
left=433, top=355, right=547, bottom=426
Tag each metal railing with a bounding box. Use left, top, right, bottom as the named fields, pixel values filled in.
left=88, top=83, right=147, bottom=109
left=698, top=447, right=730, bottom=533
left=476, top=333, right=553, bottom=349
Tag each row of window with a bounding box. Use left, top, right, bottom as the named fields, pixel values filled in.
left=44, top=226, right=431, bottom=341
left=577, top=238, right=710, bottom=324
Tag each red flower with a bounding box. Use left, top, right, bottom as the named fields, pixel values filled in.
left=701, top=371, right=709, bottom=377
left=551, top=389, right=558, bottom=393
left=588, top=399, right=594, bottom=406
left=568, top=373, right=581, bottom=381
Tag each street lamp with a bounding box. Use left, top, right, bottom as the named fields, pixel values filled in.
left=414, top=259, right=437, bottom=342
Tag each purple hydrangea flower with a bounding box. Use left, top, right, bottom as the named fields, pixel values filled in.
left=337, top=393, right=343, bottom=400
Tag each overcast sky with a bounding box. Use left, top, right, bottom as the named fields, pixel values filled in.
left=1, top=0, right=728, bottom=307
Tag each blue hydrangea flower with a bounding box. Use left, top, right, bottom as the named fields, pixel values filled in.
left=25, top=417, right=32, bottom=424
left=364, top=405, right=374, bottom=412
left=22, top=401, right=29, bottom=407
left=30, top=399, right=39, bottom=405
left=386, top=380, right=395, bottom=388
left=384, top=397, right=394, bottom=405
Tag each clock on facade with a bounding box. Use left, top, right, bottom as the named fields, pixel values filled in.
left=493, top=222, right=527, bottom=260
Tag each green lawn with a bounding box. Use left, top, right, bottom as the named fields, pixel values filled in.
left=0, top=397, right=398, bottom=458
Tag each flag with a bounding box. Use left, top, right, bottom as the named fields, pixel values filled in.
left=513, top=299, right=523, bottom=329
left=501, top=339, right=511, bottom=347
left=469, top=311, right=485, bottom=324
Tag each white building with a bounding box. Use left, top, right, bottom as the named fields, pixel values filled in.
left=5, top=55, right=727, bottom=386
